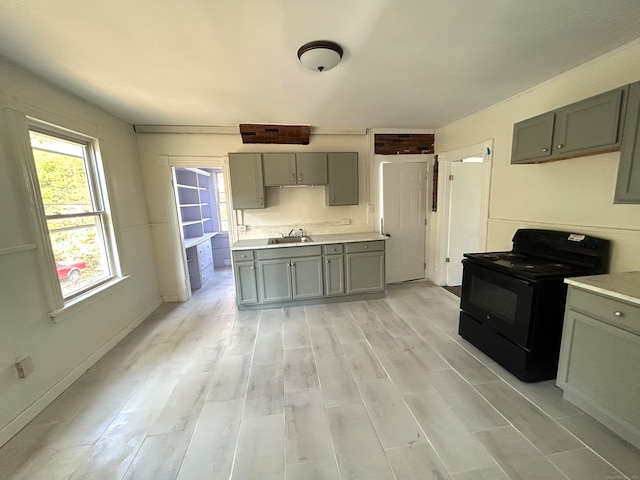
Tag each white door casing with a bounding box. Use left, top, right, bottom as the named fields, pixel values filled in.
left=446, top=161, right=488, bottom=285
left=382, top=162, right=428, bottom=283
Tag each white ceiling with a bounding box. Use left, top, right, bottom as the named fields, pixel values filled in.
left=0, top=0, right=639, bottom=129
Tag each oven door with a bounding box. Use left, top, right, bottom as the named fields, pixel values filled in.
left=460, top=260, right=536, bottom=349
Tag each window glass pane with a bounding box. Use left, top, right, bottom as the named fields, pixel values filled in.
left=216, top=172, right=228, bottom=232
left=30, top=131, right=93, bottom=216
left=47, top=216, right=109, bottom=297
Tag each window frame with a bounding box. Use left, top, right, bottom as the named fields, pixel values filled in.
left=215, top=170, right=229, bottom=233
left=27, top=118, right=121, bottom=308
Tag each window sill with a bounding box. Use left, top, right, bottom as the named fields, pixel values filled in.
left=50, top=275, right=130, bottom=323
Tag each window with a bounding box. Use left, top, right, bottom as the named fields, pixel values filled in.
left=216, top=171, right=228, bottom=232
left=29, top=123, right=118, bottom=301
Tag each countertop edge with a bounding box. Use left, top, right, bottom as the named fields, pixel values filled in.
left=231, top=233, right=387, bottom=251
left=565, top=271, right=640, bottom=306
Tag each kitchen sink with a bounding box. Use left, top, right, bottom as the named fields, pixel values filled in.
left=268, top=236, right=313, bottom=244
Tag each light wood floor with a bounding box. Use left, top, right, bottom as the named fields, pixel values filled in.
left=1, top=267, right=639, bottom=479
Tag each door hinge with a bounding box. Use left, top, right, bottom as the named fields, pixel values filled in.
left=449, top=174, right=454, bottom=181
left=445, top=257, right=450, bottom=263
left=424, top=262, right=426, bottom=270
left=424, top=218, right=427, bottom=226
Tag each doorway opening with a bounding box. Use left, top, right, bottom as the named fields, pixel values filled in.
left=172, top=165, right=232, bottom=296
left=434, top=140, right=492, bottom=286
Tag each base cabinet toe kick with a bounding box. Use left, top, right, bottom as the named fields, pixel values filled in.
left=232, top=240, right=385, bottom=309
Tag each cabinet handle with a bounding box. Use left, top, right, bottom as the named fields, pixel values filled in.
left=542, top=147, right=548, bottom=152
left=557, top=144, right=563, bottom=149
left=331, top=194, right=335, bottom=202
left=614, top=311, right=623, bottom=317
left=251, top=266, right=255, bottom=270
left=299, top=174, right=303, bottom=182
left=241, top=254, right=247, bottom=258
left=364, top=245, right=368, bottom=249
left=259, top=197, right=264, bottom=206
left=326, top=259, right=330, bottom=264
left=291, top=173, right=296, bottom=183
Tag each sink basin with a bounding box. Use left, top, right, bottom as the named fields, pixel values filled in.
left=268, top=236, right=313, bottom=245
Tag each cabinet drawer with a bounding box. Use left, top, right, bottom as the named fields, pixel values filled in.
left=323, top=244, right=344, bottom=254
left=568, top=288, right=640, bottom=335
left=233, top=250, right=255, bottom=261
left=345, top=241, right=384, bottom=253
left=197, top=241, right=212, bottom=256
left=257, top=245, right=322, bottom=260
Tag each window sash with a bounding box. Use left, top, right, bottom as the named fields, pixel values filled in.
left=28, top=121, right=118, bottom=304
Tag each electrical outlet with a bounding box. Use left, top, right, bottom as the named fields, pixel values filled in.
left=341, top=218, right=351, bottom=225
left=15, top=357, right=34, bottom=379
left=237, top=225, right=247, bottom=232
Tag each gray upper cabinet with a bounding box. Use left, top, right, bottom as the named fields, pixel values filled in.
left=511, top=86, right=627, bottom=164
left=263, top=152, right=327, bottom=186
left=615, top=80, right=640, bottom=203
left=553, top=88, right=625, bottom=156
left=511, top=112, right=555, bottom=163
left=326, top=152, right=359, bottom=206
left=228, top=153, right=265, bottom=209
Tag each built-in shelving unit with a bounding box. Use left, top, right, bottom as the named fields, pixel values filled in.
left=174, top=167, right=219, bottom=289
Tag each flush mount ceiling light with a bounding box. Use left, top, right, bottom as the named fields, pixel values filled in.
left=297, top=40, right=343, bottom=72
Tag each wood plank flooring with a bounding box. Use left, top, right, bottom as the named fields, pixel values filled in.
left=1, top=267, right=639, bottom=479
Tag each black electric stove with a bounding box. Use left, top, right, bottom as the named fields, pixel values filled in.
left=458, top=229, right=610, bottom=382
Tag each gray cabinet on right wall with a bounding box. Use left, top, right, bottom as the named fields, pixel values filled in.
left=511, top=87, right=627, bottom=164
left=615, top=80, right=640, bottom=203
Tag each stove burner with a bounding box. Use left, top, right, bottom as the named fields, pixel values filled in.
left=499, top=253, right=526, bottom=259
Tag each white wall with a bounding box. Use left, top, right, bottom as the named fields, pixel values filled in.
left=136, top=132, right=374, bottom=300
left=434, top=40, right=640, bottom=273
left=0, top=58, right=161, bottom=446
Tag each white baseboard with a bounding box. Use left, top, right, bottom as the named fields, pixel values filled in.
left=162, top=295, right=179, bottom=302
left=0, top=298, right=162, bottom=448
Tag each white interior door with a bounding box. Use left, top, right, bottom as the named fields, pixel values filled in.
left=382, top=162, right=427, bottom=283
left=446, top=161, right=487, bottom=285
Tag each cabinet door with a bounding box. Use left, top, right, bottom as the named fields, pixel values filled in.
left=229, top=153, right=265, bottom=209
left=296, top=153, right=327, bottom=185
left=615, top=81, right=640, bottom=203
left=327, top=153, right=358, bottom=205
left=346, top=252, right=385, bottom=294
left=258, top=259, right=293, bottom=303
left=324, top=254, right=345, bottom=296
left=291, top=256, right=324, bottom=299
left=553, top=88, right=625, bottom=156
left=511, top=112, right=555, bottom=163
left=234, top=262, right=258, bottom=304
left=263, top=153, right=296, bottom=186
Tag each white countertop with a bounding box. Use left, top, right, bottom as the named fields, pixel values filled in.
left=565, top=271, right=640, bottom=306
left=231, top=232, right=387, bottom=251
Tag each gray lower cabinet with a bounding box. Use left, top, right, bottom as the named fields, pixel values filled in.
left=256, top=245, right=324, bottom=303
left=234, top=261, right=258, bottom=304
left=615, top=80, right=640, bottom=203
left=326, top=152, right=358, bottom=206
left=258, top=256, right=323, bottom=302
left=511, top=86, right=627, bottom=164
left=232, top=239, right=385, bottom=307
left=557, top=286, right=640, bottom=448
left=228, top=153, right=265, bottom=209
left=258, top=258, right=294, bottom=302
left=324, top=254, right=345, bottom=296
left=345, top=241, right=385, bottom=294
